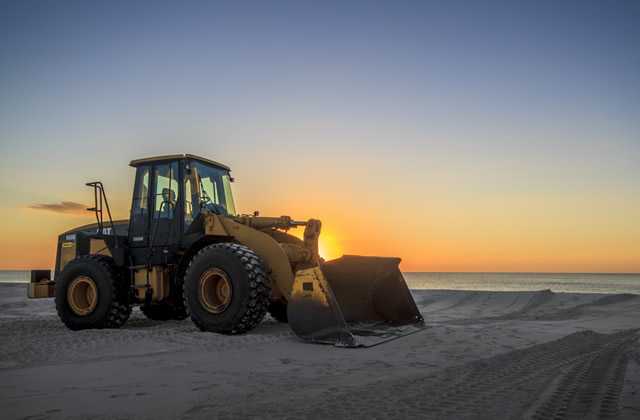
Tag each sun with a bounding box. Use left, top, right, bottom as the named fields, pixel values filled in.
left=289, top=227, right=342, bottom=262
left=317, top=231, right=342, bottom=261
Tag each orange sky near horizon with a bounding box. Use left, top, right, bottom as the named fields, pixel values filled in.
left=0, top=157, right=637, bottom=273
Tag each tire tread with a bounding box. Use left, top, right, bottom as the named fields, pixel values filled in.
left=55, top=254, right=131, bottom=329
left=183, top=243, right=271, bottom=334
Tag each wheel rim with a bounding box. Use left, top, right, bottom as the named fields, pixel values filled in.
left=199, top=268, right=233, bottom=314
left=67, top=275, right=98, bottom=316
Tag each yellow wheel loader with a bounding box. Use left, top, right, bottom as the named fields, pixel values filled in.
left=28, top=154, right=423, bottom=347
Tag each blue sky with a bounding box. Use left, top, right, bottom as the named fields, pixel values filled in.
left=1, top=1, right=638, bottom=271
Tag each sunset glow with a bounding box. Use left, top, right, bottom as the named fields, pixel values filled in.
left=0, top=2, right=638, bottom=273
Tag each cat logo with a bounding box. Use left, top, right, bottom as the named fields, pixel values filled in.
left=98, top=227, right=113, bottom=235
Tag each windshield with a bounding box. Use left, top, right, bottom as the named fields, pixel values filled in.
left=190, top=161, right=236, bottom=216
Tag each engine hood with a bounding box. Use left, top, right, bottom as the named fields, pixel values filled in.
left=61, top=219, right=130, bottom=237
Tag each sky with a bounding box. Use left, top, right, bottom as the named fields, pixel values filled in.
left=0, top=0, right=638, bottom=272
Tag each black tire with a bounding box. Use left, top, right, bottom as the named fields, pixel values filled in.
left=170, top=276, right=189, bottom=320
left=268, top=301, right=288, bottom=323
left=55, top=255, right=131, bottom=330
left=184, top=243, right=271, bottom=334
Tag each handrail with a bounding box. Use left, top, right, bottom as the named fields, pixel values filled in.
left=85, top=181, right=118, bottom=248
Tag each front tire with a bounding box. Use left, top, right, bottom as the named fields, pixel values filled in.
left=55, top=255, right=131, bottom=330
left=184, top=243, right=271, bottom=334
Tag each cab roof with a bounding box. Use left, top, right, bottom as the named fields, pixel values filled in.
left=129, top=154, right=231, bottom=171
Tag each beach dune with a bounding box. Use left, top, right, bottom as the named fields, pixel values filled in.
left=1, top=284, right=639, bottom=419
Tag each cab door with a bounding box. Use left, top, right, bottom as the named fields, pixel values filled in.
left=129, top=165, right=151, bottom=248
left=149, top=161, right=181, bottom=249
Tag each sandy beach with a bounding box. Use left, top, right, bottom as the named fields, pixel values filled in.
left=1, top=283, right=639, bottom=419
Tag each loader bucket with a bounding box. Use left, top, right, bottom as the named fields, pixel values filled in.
left=287, top=255, right=424, bottom=347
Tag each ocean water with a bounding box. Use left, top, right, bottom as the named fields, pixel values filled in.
left=1, top=270, right=638, bottom=294
left=0, top=271, right=31, bottom=283
left=403, top=272, right=640, bottom=294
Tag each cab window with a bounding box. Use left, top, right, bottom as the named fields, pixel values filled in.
left=191, top=161, right=236, bottom=216
left=132, top=166, right=150, bottom=216
left=153, top=162, right=179, bottom=219
left=184, top=170, right=194, bottom=227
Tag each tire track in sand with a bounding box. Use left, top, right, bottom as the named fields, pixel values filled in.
left=525, top=332, right=636, bottom=419
left=197, top=329, right=639, bottom=419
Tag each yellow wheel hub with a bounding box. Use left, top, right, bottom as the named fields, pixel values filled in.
left=67, top=275, right=98, bottom=316
left=199, top=268, right=232, bottom=314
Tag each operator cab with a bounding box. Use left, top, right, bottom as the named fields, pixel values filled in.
left=128, top=154, right=235, bottom=265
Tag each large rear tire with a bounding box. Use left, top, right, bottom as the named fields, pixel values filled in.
left=55, top=255, right=131, bottom=330
left=184, top=243, right=271, bottom=334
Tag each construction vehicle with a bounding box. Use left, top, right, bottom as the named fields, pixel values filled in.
left=28, top=154, right=423, bottom=347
